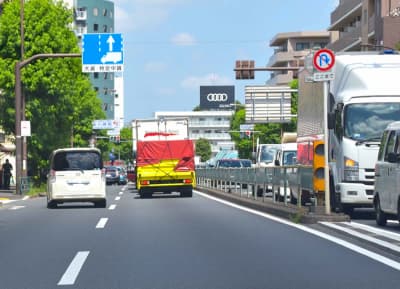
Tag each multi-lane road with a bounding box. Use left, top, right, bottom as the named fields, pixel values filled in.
left=0, top=185, right=400, bottom=289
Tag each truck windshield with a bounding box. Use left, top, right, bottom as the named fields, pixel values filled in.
left=344, top=102, right=400, bottom=141
left=260, top=146, right=279, bottom=163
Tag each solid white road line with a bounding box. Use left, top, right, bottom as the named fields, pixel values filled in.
left=119, top=191, right=123, bottom=195
left=108, top=204, right=117, bottom=210
left=9, top=205, right=25, bottom=210
left=320, top=222, right=400, bottom=253
left=96, top=218, right=108, bottom=229
left=345, top=221, right=400, bottom=242
left=58, top=251, right=90, bottom=286
left=194, top=190, right=400, bottom=272
left=115, top=196, right=121, bottom=201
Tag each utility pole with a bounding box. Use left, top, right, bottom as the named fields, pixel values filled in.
left=15, top=53, right=81, bottom=194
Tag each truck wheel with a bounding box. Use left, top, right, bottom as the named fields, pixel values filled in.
left=181, top=188, right=193, bottom=198
left=139, top=189, right=151, bottom=199
left=374, top=195, right=387, bottom=226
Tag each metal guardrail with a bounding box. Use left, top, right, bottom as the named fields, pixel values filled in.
left=196, top=166, right=314, bottom=207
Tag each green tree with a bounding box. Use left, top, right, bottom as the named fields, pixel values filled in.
left=0, top=0, right=105, bottom=184
left=195, top=138, right=211, bottom=162
left=114, top=127, right=133, bottom=164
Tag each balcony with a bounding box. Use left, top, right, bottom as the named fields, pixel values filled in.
left=190, top=133, right=232, bottom=141
left=266, top=72, right=294, bottom=86
left=75, top=26, right=88, bottom=37
left=267, top=50, right=308, bottom=67
left=75, top=9, right=87, bottom=21
left=189, top=121, right=231, bottom=128
left=327, top=25, right=361, bottom=52
left=330, top=0, right=362, bottom=28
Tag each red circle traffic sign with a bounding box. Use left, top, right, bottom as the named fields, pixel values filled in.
left=313, top=49, right=335, bottom=72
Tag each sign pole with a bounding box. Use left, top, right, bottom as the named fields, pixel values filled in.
left=323, top=81, right=331, bottom=214
left=312, top=48, right=335, bottom=214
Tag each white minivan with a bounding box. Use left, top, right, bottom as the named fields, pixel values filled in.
left=46, top=148, right=106, bottom=208
left=374, top=121, right=400, bottom=226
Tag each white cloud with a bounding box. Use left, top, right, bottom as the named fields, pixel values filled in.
left=171, top=33, right=196, bottom=46
left=181, top=73, right=234, bottom=90
left=144, top=61, right=168, bottom=73
left=113, top=0, right=189, bottom=32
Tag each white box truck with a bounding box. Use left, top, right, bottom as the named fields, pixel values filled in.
left=294, top=51, right=400, bottom=213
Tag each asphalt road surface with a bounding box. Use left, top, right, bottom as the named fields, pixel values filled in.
left=0, top=185, right=399, bottom=289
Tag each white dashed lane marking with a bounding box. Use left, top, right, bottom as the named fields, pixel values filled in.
left=58, top=251, right=90, bottom=286
left=96, top=218, right=108, bottom=229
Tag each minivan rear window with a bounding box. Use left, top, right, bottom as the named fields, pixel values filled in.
left=52, top=151, right=102, bottom=171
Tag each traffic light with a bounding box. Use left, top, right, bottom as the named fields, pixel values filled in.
left=235, top=60, right=255, bottom=79
left=313, top=140, right=325, bottom=192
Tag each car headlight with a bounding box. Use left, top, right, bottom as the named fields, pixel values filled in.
left=344, top=156, right=359, bottom=181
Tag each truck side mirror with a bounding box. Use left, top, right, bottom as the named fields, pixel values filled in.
left=387, top=152, right=398, bottom=163
left=274, top=159, right=280, bottom=166
left=328, top=112, right=335, bottom=129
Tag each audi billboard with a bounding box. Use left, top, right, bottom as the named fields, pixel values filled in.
left=200, top=86, right=235, bottom=110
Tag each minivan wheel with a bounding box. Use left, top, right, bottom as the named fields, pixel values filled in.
left=95, top=199, right=107, bottom=208
left=47, top=199, right=57, bottom=209
left=374, top=196, right=387, bottom=227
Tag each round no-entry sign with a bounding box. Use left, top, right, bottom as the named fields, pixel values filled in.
left=313, top=49, right=335, bottom=72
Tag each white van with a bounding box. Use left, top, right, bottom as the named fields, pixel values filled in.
left=373, top=121, right=400, bottom=226
left=273, top=142, right=297, bottom=202
left=46, top=148, right=106, bottom=208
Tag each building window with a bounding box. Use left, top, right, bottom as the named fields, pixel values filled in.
left=109, top=73, right=113, bottom=80
left=103, top=9, right=107, bottom=16
left=93, top=7, right=98, bottom=16
left=109, top=27, right=113, bottom=33
left=103, top=87, right=108, bottom=95
left=103, top=25, right=107, bottom=32
left=192, top=130, right=199, bottom=134
left=314, top=42, right=328, bottom=49
left=93, top=72, right=99, bottom=79
left=94, top=86, right=99, bottom=92
left=104, top=72, right=108, bottom=80
left=295, top=42, right=310, bottom=51
left=103, top=103, right=108, bottom=111
left=110, top=11, right=113, bottom=18
left=93, top=23, right=98, bottom=31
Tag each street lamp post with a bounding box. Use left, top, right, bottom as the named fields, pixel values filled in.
left=14, top=53, right=81, bottom=194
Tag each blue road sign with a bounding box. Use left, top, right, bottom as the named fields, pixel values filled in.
left=82, top=33, right=124, bottom=73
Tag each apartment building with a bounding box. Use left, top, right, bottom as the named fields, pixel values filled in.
left=65, top=0, right=118, bottom=120
left=328, top=0, right=400, bottom=52
left=154, top=111, right=235, bottom=157
left=266, top=31, right=335, bottom=86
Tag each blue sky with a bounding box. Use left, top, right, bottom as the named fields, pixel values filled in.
left=113, top=0, right=339, bottom=122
